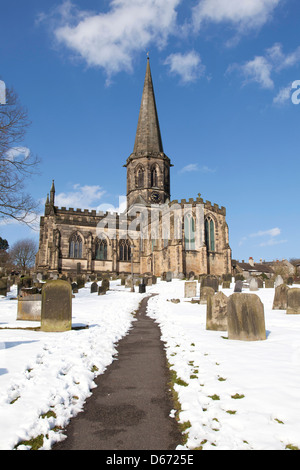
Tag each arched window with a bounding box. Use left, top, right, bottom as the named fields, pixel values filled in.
left=119, top=239, right=132, bottom=261
left=136, top=167, right=144, bottom=188
left=151, top=166, right=158, bottom=187
left=95, top=238, right=107, bottom=260
left=205, top=218, right=215, bottom=252
left=69, top=233, right=83, bottom=259
left=184, top=214, right=195, bottom=250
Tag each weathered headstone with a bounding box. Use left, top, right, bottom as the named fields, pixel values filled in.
left=257, top=278, right=264, bottom=288
left=0, top=277, right=8, bottom=296
left=90, top=282, right=98, bottom=293
left=234, top=280, right=243, bottom=293
left=275, top=275, right=284, bottom=288
left=272, top=284, right=289, bottom=310
left=17, top=288, right=41, bottom=321
left=249, top=278, right=258, bottom=291
left=152, top=275, right=157, bottom=285
left=287, top=288, right=300, bottom=314
left=222, top=281, right=231, bottom=289
left=184, top=281, right=197, bottom=298
left=227, top=293, right=266, bottom=341
left=200, top=286, right=215, bottom=304
left=41, top=280, right=72, bottom=332
left=206, top=291, right=228, bottom=331
left=166, top=271, right=172, bottom=282
left=265, top=279, right=274, bottom=288
left=201, top=275, right=219, bottom=292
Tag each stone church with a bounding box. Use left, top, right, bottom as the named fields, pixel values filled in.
left=35, top=58, right=231, bottom=278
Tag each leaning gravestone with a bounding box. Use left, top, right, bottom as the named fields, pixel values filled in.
left=184, top=281, right=197, bottom=298
left=41, top=280, right=72, bottom=332
left=90, top=282, right=98, bottom=293
left=227, top=293, right=266, bottom=341
left=286, top=288, right=300, bottom=314
left=206, top=291, right=228, bottom=331
left=0, top=277, right=8, bottom=297
left=234, top=280, right=243, bottom=293
left=272, top=284, right=289, bottom=310
left=200, top=286, right=215, bottom=304
left=249, top=278, right=258, bottom=291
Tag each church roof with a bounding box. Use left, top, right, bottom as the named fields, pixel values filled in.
left=133, top=58, right=164, bottom=156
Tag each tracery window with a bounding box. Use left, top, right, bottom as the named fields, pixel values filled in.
left=184, top=214, right=195, bottom=250
left=151, top=166, right=158, bottom=187
left=69, top=233, right=83, bottom=259
left=205, top=217, right=215, bottom=252
left=95, top=238, right=107, bottom=260
left=137, top=167, right=144, bottom=188
left=119, top=239, right=132, bottom=261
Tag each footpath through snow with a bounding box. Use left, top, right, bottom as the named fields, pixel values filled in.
left=0, top=279, right=300, bottom=450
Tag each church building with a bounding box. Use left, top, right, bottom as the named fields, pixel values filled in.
left=35, top=58, right=231, bottom=278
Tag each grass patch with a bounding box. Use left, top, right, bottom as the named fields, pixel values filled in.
left=208, top=394, right=220, bottom=401
left=285, top=444, right=299, bottom=450
left=231, top=393, right=245, bottom=400
left=226, top=410, right=237, bottom=415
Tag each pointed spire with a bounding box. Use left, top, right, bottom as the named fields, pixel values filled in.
left=50, top=180, right=55, bottom=205
left=133, top=58, right=163, bottom=155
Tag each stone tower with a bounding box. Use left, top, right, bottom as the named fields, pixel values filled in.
left=125, top=58, right=172, bottom=208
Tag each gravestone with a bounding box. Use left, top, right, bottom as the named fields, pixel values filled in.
left=17, top=277, right=33, bottom=295
left=41, top=280, right=72, bottom=332
left=177, top=273, right=185, bottom=280
left=265, top=279, right=274, bottom=288
left=227, top=293, right=266, bottom=341
left=201, top=275, right=219, bottom=292
left=249, top=278, right=258, bottom=291
left=17, top=288, right=41, bottom=321
left=98, top=277, right=110, bottom=295
left=234, top=280, right=243, bottom=293
left=76, top=276, right=85, bottom=289
left=90, top=282, right=98, bottom=293
left=206, top=291, right=228, bottom=331
left=272, top=284, right=289, bottom=310
left=166, top=271, right=172, bottom=282
left=0, top=277, right=8, bottom=296
left=287, top=288, right=300, bottom=314
left=152, top=275, right=157, bottom=285
left=222, top=281, right=231, bottom=289
left=139, top=283, right=146, bottom=293
left=257, top=278, right=264, bottom=288
left=184, top=281, right=197, bottom=298
left=200, top=286, right=215, bottom=304
left=275, top=275, right=284, bottom=288
left=188, top=271, right=195, bottom=280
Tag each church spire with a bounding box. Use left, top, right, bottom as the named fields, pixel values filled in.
left=133, top=57, right=163, bottom=155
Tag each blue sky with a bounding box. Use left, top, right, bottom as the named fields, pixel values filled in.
left=0, top=0, right=299, bottom=262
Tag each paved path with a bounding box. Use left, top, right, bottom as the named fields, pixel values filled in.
left=54, top=295, right=182, bottom=450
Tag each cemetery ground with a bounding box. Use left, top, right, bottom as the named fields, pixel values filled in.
left=0, top=280, right=300, bottom=450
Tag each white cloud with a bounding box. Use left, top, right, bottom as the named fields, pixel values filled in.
left=55, top=184, right=106, bottom=209
left=250, top=227, right=281, bottom=238
left=5, top=147, right=31, bottom=161
left=164, top=50, right=205, bottom=83
left=46, top=0, right=180, bottom=82
left=179, top=163, right=215, bottom=174
left=273, top=83, right=293, bottom=105
left=228, top=55, right=274, bottom=89
left=192, top=0, right=281, bottom=32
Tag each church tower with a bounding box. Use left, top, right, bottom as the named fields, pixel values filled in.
left=125, top=57, right=172, bottom=208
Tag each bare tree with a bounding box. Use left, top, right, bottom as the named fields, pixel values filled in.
left=9, top=238, right=38, bottom=270
left=0, top=84, right=40, bottom=224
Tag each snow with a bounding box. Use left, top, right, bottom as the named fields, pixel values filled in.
left=0, top=279, right=300, bottom=450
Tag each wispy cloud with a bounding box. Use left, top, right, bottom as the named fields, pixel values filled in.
left=250, top=227, right=281, bottom=238
left=179, top=163, right=216, bottom=174
left=239, top=227, right=287, bottom=248
left=164, top=50, right=205, bottom=83
left=55, top=184, right=106, bottom=209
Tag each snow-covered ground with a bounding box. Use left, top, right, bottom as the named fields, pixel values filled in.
left=0, top=279, right=300, bottom=450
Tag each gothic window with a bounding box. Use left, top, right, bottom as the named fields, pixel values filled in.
left=137, top=167, right=144, bottom=188
left=95, top=238, right=107, bottom=260
left=184, top=214, right=195, bottom=250
left=119, top=239, right=132, bottom=261
left=151, top=166, right=158, bottom=187
left=205, top=217, right=215, bottom=252
left=69, top=233, right=83, bottom=259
